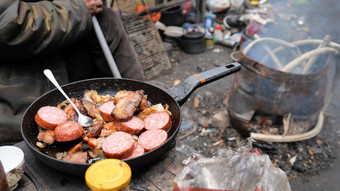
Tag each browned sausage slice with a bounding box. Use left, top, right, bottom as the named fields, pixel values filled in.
left=54, top=121, right=84, bottom=142
left=86, top=120, right=104, bottom=138
left=117, top=116, right=145, bottom=135
left=102, top=132, right=135, bottom=159
left=124, top=144, right=145, bottom=160
left=35, top=106, right=67, bottom=130
left=112, top=90, right=144, bottom=120
left=138, top=129, right=168, bottom=152
left=99, top=101, right=115, bottom=122
left=144, top=112, right=171, bottom=131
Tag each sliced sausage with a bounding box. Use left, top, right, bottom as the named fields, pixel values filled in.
left=124, top=144, right=145, bottom=160
left=99, top=101, right=115, bottom=122
left=35, top=106, right=67, bottom=130
left=54, top=121, right=84, bottom=142
left=138, top=129, right=168, bottom=152
left=102, top=131, right=135, bottom=159
left=117, top=116, right=145, bottom=135
left=144, top=112, right=171, bottom=131
left=63, top=151, right=88, bottom=164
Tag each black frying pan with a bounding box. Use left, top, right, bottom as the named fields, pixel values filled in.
left=21, top=62, right=241, bottom=176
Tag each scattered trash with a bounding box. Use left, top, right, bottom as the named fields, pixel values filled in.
left=212, top=48, right=221, bottom=53
left=193, top=96, right=200, bottom=109
left=212, top=111, right=228, bottom=123
left=308, top=149, right=314, bottom=156
left=146, top=0, right=340, bottom=186
left=289, top=155, right=298, bottom=165
left=212, top=140, right=224, bottom=146
left=178, top=120, right=197, bottom=140
left=200, top=128, right=214, bottom=135
left=204, top=91, right=213, bottom=96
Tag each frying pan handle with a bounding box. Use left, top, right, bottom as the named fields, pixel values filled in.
left=166, top=62, right=241, bottom=106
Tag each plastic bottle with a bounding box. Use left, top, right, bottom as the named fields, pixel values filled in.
left=85, top=159, right=131, bottom=191
left=204, top=12, right=216, bottom=28
left=206, top=27, right=215, bottom=50
left=204, top=12, right=216, bottom=36
left=213, top=25, right=224, bottom=42
left=206, top=35, right=214, bottom=50
left=216, top=31, right=241, bottom=48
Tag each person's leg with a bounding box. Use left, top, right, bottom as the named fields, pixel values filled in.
left=93, top=7, right=145, bottom=81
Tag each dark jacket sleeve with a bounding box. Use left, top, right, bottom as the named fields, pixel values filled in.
left=0, top=0, right=93, bottom=59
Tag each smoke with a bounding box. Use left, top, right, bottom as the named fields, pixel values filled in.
left=240, top=0, right=340, bottom=73
left=269, top=0, right=340, bottom=42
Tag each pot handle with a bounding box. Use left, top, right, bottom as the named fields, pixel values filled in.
left=166, top=62, right=241, bottom=106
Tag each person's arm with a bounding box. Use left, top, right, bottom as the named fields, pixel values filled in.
left=0, top=0, right=95, bottom=59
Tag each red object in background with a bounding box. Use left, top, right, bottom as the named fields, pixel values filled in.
left=134, top=4, right=161, bottom=22
left=239, top=20, right=262, bottom=46
left=254, top=187, right=264, bottom=191
left=251, top=148, right=262, bottom=156
left=215, top=24, right=222, bottom=31
left=182, top=1, right=193, bottom=15
left=246, top=20, right=262, bottom=36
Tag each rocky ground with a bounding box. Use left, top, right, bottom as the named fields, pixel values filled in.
left=147, top=44, right=340, bottom=190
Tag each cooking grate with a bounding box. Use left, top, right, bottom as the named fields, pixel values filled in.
left=121, top=16, right=171, bottom=80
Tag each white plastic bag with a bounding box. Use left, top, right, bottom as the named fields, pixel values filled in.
left=173, top=139, right=291, bottom=191
left=207, top=0, right=231, bottom=13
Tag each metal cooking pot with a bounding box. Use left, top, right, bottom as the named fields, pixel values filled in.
left=228, top=47, right=330, bottom=136
left=21, top=63, right=241, bottom=176
left=159, top=6, right=185, bottom=27
left=181, top=31, right=206, bottom=54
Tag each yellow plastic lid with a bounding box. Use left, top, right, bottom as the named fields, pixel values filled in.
left=85, top=159, right=131, bottom=191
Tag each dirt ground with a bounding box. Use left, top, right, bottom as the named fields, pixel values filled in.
left=147, top=43, right=340, bottom=190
